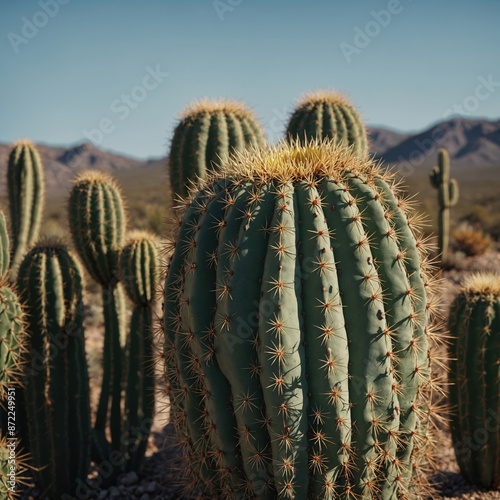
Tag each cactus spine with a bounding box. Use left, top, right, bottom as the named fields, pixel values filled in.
left=163, top=140, right=439, bottom=499
left=429, top=148, right=459, bottom=261
left=169, top=99, right=266, bottom=197
left=68, top=171, right=126, bottom=470
left=0, top=436, right=30, bottom=499
left=449, top=273, right=500, bottom=489
left=120, top=232, right=157, bottom=471
left=17, top=242, right=90, bottom=498
left=7, top=141, right=45, bottom=276
left=286, top=91, right=368, bottom=157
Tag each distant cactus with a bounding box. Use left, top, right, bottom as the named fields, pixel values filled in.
left=169, top=99, right=266, bottom=197
left=17, top=242, right=90, bottom=498
left=429, top=148, right=459, bottom=261
left=120, top=232, right=158, bottom=471
left=449, top=273, right=500, bottom=489
left=163, top=140, right=440, bottom=498
left=286, top=90, right=368, bottom=157
left=7, top=140, right=45, bottom=276
left=68, top=171, right=126, bottom=471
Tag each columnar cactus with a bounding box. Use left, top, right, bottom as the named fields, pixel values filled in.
left=0, top=436, right=30, bottom=499
left=449, top=273, right=500, bottom=489
left=7, top=140, right=45, bottom=276
left=68, top=171, right=126, bottom=467
left=120, top=232, right=158, bottom=471
left=169, top=99, right=266, bottom=197
left=17, top=242, right=90, bottom=498
left=429, top=148, right=459, bottom=261
left=286, top=91, right=368, bottom=157
left=163, top=140, right=440, bottom=499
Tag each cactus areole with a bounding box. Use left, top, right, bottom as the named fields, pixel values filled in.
left=163, top=140, right=438, bottom=499
left=449, top=273, right=500, bottom=490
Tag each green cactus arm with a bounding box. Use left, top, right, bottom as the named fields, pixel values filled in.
left=295, top=182, right=351, bottom=497
left=429, top=166, right=440, bottom=188
left=449, top=178, right=459, bottom=206
left=0, top=212, right=10, bottom=280
left=257, top=182, right=309, bottom=498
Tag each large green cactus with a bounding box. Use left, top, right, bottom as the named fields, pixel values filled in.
left=163, top=140, right=440, bottom=499
left=286, top=91, right=368, bottom=157
left=120, top=232, right=157, bottom=471
left=449, top=273, right=500, bottom=489
left=17, top=242, right=90, bottom=498
left=68, top=171, right=126, bottom=469
left=7, top=140, right=45, bottom=276
left=429, top=148, right=459, bottom=261
left=169, top=99, right=266, bottom=197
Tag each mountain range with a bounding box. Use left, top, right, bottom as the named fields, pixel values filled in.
left=1, top=117, right=499, bottom=193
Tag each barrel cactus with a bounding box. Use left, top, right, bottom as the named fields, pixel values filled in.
left=7, top=140, right=45, bottom=276
left=163, top=140, right=440, bottom=499
left=169, top=99, right=266, bottom=197
left=68, top=171, right=126, bottom=470
left=429, top=149, right=458, bottom=261
left=286, top=91, right=368, bottom=157
left=449, top=273, right=500, bottom=489
left=17, top=242, right=91, bottom=498
left=120, top=232, right=158, bottom=471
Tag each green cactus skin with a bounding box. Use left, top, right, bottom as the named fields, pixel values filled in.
left=68, top=171, right=126, bottom=468
left=120, top=233, right=157, bottom=472
left=0, top=211, right=10, bottom=280
left=429, top=148, right=459, bottom=261
left=286, top=91, right=368, bottom=157
left=169, top=99, right=266, bottom=197
left=449, top=273, right=500, bottom=490
left=7, top=140, right=45, bottom=276
left=163, top=141, right=439, bottom=499
left=17, top=243, right=91, bottom=498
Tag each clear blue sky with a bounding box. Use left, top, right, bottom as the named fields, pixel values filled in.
left=1, top=0, right=499, bottom=159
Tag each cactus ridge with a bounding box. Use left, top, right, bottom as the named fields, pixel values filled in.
left=163, top=140, right=440, bottom=498
left=286, top=91, right=368, bottom=157
left=169, top=99, right=266, bottom=197
left=7, top=140, right=45, bottom=274
left=0, top=212, right=10, bottom=280
left=17, top=243, right=90, bottom=498
left=449, top=272, right=500, bottom=489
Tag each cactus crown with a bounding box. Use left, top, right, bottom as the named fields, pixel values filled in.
left=296, top=89, right=353, bottom=107
left=180, top=98, right=260, bottom=120
left=462, top=272, right=500, bottom=295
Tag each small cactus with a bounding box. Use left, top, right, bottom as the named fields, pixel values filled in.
left=17, top=242, right=91, bottom=498
left=68, top=171, right=126, bottom=471
left=120, top=232, right=158, bottom=471
left=286, top=90, right=368, bottom=157
left=449, top=273, right=500, bottom=489
left=7, top=140, right=45, bottom=276
left=429, top=148, right=459, bottom=261
left=163, top=140, right=440, bottom=498
left=169, top=99, right=266, bottom=197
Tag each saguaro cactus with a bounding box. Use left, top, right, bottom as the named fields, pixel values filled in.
left=68, top=171, right=126, bottom=468
left=449, top=273, right=500, bottom=489
left=169, top=99, right=266, bottom=197
left=163, top=140, right=440, bottom=499
left=120, top=232, right=157, bottom=471
left=17, top=242, right=90, bottom=498
left=429, top=148, right=459, bottom=261
left=286, top=90, right=368, bottom=157
left=7, top=140, right=45, bottom=275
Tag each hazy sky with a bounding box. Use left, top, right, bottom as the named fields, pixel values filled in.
left=1, top=0, right=499, bottom=159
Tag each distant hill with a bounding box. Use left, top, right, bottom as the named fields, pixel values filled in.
left=1, top=117, right=499, bottom=196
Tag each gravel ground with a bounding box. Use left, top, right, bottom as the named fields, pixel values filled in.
left=18, top=250, right=500, bottom=499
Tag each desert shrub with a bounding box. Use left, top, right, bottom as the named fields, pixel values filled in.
left=453, top=224, right=492, bottom=256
